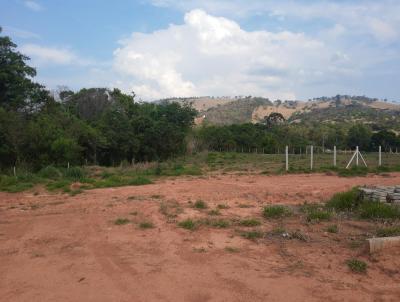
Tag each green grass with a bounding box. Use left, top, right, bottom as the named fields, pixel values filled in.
left=326, top=188, right=359, bottom=211
left=337, top=167, right=368, bottom=177
left=239, top=218, right=262, bottom=227
left=225, top=246, right=239, bottom=253
left=114, top=218, right=130, bottom=225
left=326, top=224, right=339, bottom=233
left=194, top=200, right=207, bottom=209
left=241, top=231, right=264, bottom=240
left=209, top=219, right=230, bottom=228
left=376, top=226, right=400, bottom=237
left=178, top=219, right=197, bottom=230
left=139, top=221, right=154, bottom=229
left=346, top=259, right=367, bottom=273
left=359, top=202, right=400, bottom=219
left=263, top=205, right=292, bottom=219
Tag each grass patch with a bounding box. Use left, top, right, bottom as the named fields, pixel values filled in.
left=194, top=199, right=207, bottom=209
left=359, top=202, right=400, bottom=219
left=178, top=219, right=197, bottom=230
left=239, top=218, right=261, bottom=227
left=346, top=259, right=367, bottom=273
left=208, top=209, right=221, bottom=216
left=376, top=226, right=400, bottom=237
left=225, top=246, right=239, bottom=253
left=326, top=224, right=339, bottom=233
left=326, top=188, right=359, bottom=211
left=210, top=219, right=230, bottom=228
left=338, top=167, right=368, bottom=177
left=241, top=230, right=264, bottom=240
left=306, top=209, right=332, bottom=222
left=139, top=221, right=154, bottom=229
left=114, top=218, right=130, bottom=225
left=263, top=205, right=291, bottom=219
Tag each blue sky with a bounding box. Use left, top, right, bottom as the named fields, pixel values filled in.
left=1, top=0, right=400, bottom=101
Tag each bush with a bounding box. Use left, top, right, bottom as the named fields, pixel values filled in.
left=64, top=167, right=85, bottom=181
left=326, top=188, right=359, bottom=211
left=0, top=175, right=34, bottom=192
left=359, top=202, right=400, bottom=219
left=326, top=225, right=338, bottom=233
left=263, top=205, right=291, bottom=219
left=346, top=259, right=367, bottom=273
left=38, top=166, right=61, bottom=179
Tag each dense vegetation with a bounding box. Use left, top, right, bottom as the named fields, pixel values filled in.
left=0, top=28, right=196, bottom=170
left=1, top=28, right=400, bottom=175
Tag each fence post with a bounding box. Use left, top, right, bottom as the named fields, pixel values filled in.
left=68, top=162, right=70, bottom=169
left=285, top=146, right=289, bottom=171
left=333, top=146, right=337, bottom=167
left=310, top=145, right=314, bottom=170
left=13, top=166, right=16, bottom=177
left=356, top=146, right=359, bottom=166
left=379, top=146, right=382, bottom=166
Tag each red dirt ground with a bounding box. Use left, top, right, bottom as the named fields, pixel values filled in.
left=1, top=173, right=400, bottom=302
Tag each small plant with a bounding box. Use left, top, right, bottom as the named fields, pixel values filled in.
left=208, top=209, right=221, bottom=216
left=64, top=167, right=85, bottom=181
left=178, top=219, right=197, bottom=230
left=239, top=218, right=261, bottom=227
left=326, top=224, right=338, bottom=233
left=263, top=205, right=291, bottom=219
left=139, top=221, right=154, bottom=229
left=114, top=218, right=130, bottom=225
left=194, top=200, right=207, bottom=209
left=217, top=204, right=229, bottom=209
left=241, top=231, right=263, bottom=240
left=376, top=226, right=400, bottom=237
left=346, top=259, right=367, bottom=273
left=225, top=246, right=239, bottom=253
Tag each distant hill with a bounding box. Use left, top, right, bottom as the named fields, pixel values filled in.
left=161, top=95, right=400, bottom=130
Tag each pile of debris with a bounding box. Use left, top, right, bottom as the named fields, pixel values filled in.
left=359, top=186, right=400, bottom=204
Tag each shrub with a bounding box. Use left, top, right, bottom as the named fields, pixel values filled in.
left=326, top=188, right=359, bottom=211
left=64, top=167, right=85, bottom=181
left=376, top=226, right=400, bottom=237
left=241, top=231, right=263, bottom=240
left=38, top=166, right=61, bottom=179
left=239, top=219, right=261, bottom=227
left=178, top=219, right=197, bottom=230
left=346, top=259, right=367, bottom=273
left=263, top=205, right=291, bottom=219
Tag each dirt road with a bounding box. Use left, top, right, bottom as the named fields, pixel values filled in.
left=1, top=173, right=400, bottom=301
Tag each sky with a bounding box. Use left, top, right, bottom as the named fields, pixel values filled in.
left=1, top=0, right=400, bottom=101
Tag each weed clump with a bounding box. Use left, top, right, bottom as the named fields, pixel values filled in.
left=263, top=205, right=291, bottom=219
left=326, top=225, right=339, bottom=233
left=114, top=218, right=130, bottom=225
left=306, top=209, right=332, bottom=222
left=346, top=259, right=367, bottom=273
left=326, top=188, right=359, bottom=211
left=241, top=231, right=263, bottom=240
left=359, top=202, right=400, bottom=219
left=239, top=219, right=261, bottom=227
left=376, top=226, right=400, bottom=237
left=139, top=222, right=154, bottom=229
left=178, top=219, right=197, bottom=230
left=194, top=200, right=207, bottom=209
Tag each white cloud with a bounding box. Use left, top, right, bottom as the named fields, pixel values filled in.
left=19, top=44, right=90, bottom=66
left=113, top=9, right=351, bottom=100
left=24, top=0, right=43, bottom=12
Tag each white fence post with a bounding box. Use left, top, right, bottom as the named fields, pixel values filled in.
left=13, top=166, right=16, bottom=177
left=333, top=146, right=337, bottom=167
left=310, top=145, right=314, bottom=170
left=379, top=146, right=382, bottom=166
left=285, top=146, right=289, bottom=171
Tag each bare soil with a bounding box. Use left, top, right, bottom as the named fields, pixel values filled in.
left=1, top=173, right=400, bottom=302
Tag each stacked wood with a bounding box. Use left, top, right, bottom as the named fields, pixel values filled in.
left=359, top=186, right=400, bottom=204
